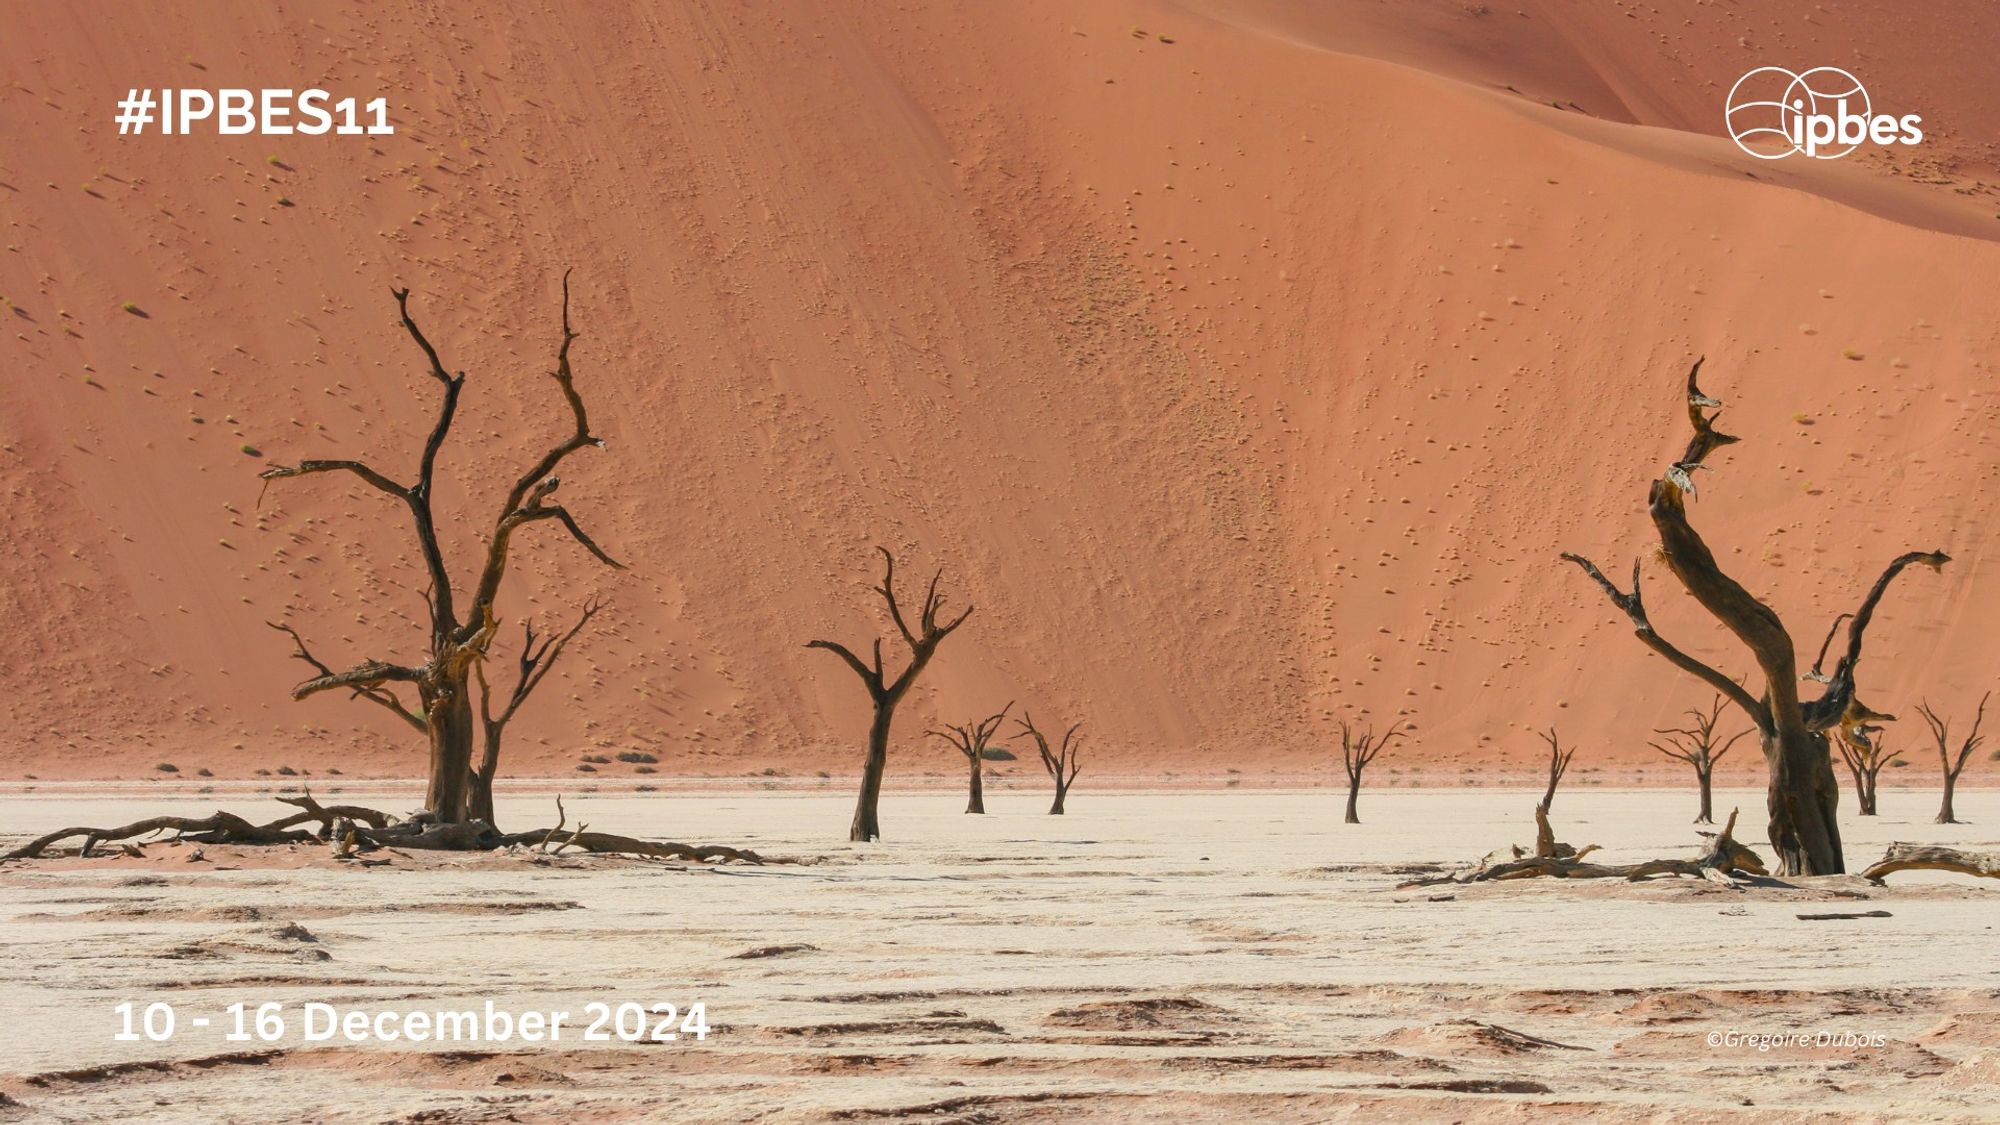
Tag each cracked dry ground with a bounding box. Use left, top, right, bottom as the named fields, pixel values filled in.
left=1, top=789, right=1997, bottom=1122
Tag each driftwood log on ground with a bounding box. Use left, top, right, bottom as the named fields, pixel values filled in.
left=1, top=793, right=775, bottom=865
left=1860, top=843, right=2000, bottom=882
left=1399, top=807, right=1768, bottom=888
left=1, top=792, right=392, bottom=860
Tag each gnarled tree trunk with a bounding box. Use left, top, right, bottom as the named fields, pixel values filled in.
left=425, top=683, right=476, bottom=823
left=1766, top=724, right=1845, bottom=876
left=851, top=709, right=893, bottom=842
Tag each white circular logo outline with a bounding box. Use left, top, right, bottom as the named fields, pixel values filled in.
left=1724, top=66, right=1871, bottom=160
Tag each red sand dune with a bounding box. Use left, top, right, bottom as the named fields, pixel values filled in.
left=2, top=1, right=1997, bottom=782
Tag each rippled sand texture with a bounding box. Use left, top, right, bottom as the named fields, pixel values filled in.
left=3, top=788, right=1997, bottom=1122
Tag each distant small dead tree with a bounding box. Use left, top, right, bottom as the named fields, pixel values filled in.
left=260, top=275, right=621, bottom=825
left=1018, top=712, right=1082, bottom=815
left=1650, top=695, right=1750, bottom=824
left=1564, top=358, right=1947, bottom=875
left=1832, top=723, right=1896, bottom=817
left=1536, top=727, right=1575, bottom=814
left=1338, top=718, right=1408, bottom=824
left=1917, top=693, right=1990, bottom=825
left=930, top=702, right=1012, bottom=815
left=807, top=547, right=972, bottom=842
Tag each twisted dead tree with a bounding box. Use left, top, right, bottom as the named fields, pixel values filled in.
left=1917, top=693, right=1989, bottom=824
left=1651, top=695, right=1750, bottom=824
left=1832, top=723, right=1896, bottom=816
left=1536, top=727, right=1574, bottom=814
left=930, top=702, right=1012, bottom=815
left=1564, top=358, right=1948, bottom=875
left=1018, top=712, right=1082, bottom=815
left=1338, top=718, right=1407, bottom=824
left=471, top=601, right=603, bottom=827
left=261, top=274, right=621, bottom=824
left=807, top=547, right=973, bottom=842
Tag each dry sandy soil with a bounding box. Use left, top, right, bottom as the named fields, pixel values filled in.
left=3, top=786, right=1997, bottom=1122
left=4, top=0, right=2000, bottom=781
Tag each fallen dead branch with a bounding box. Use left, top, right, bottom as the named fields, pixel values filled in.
left=1398, top=807, right=1768, bottom=888
left=2, top=793, right=777, bottom=865
left=1860, top=843, right=2000, bottom=882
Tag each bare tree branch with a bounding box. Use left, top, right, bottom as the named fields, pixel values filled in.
left=288, top=658, right=423, bottom=702
left=461, top=270, right=611, bottom=634
left=257, top=459, right=407, bottom=500
left=1561, top=553, right=1769, bottom=732
left=1802, top=551, right=1952, bottom=731
left=804, top=639, right=884, bottom=697
left=267, top=621, right=425, bottom=732
left=1803, top=612, right=1854, bottom=684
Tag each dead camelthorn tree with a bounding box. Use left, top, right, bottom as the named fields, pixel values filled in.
left=1917, top=693, right=1990, bottom=825
left=1564, top=358, right=1948, bottom=875
left=1338, top=718, right=1408, bottom=824
left=470, top=601, right=603, bottom=828
left=1017, top=712, right=1082, bottom=815
left=1650, top=695, right=1751, bottom=824
left=930, top=702, right=1012, bottom=815
left=1832, top=723, right=1897, bottom=817
left=807, top=547, right=973, bottom=842
left=260, top=274, right=622, bottom=824
left=1536, top=727, right=1574, bottom=814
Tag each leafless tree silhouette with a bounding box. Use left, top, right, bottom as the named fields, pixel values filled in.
left=807, top=547, right=972, bottom=841
left=1917, top=693, right=1990, bottom=824
left=1650, top=695, right=1750, bottom=824
left=930, top=703, right=1013, bottom=815
left=1338, top=718, right=1408, bottom=824
left=1017, top=712, right=1083, bottom=815
left=1832, top=723, right=1897, bottom=817
left=261, top=275, right=620, bottom=823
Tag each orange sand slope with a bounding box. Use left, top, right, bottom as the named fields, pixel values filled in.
left=2, top=1, right=1997, bottom=780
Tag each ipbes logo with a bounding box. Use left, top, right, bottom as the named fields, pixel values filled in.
left=1725, top=67, right=1922, bottom=159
